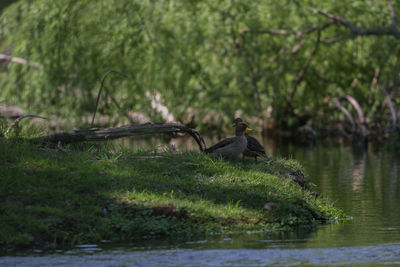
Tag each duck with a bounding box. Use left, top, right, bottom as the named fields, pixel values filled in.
left=233, top=118, right=266, bottom=161
left=205, top=122, right=250, bottom=159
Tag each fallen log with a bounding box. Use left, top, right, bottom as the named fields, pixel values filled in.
left=29, top=122, right=206, bottom=151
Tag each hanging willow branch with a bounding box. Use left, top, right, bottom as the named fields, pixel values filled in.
left=29, top=122, right=206, bottom=151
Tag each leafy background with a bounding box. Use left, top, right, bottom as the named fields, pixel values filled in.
left=0, top=0, right=399, bottom=131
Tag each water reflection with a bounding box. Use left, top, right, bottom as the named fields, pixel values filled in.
left=275, top=142, right=400, bottom=248
left=113, top=135, right=400, bottom=248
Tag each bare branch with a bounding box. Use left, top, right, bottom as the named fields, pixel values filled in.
left=238, top=20, right=335, bottom=37
left=387, top=0, right=396, bottom=26
left=0, top=54, right=42, bottom=68
left=91, top=70, right=127, bottom=128
left=6, top=114, right=48, bottom=136
left=332, top=98, right=356, bottom=134
left=356, top=26, right=400, bottom=39
left=291, top=40, right=305, bottom=54
left=323, top=35, right=351, bottom=44
left=312, top=8, right=400, bottom=40
left=238, top=29, right=289, bottom=35
left=310, top=8, right=357, bottom=31
left=241, top=8, right=400, bottom=42
left=370, top=68, right=380, bottom=89
left=296, top=20, right=336, bottom=37
left=339, top=95, right=368, bottom=144
left=339, top=95, right=365, bottom=125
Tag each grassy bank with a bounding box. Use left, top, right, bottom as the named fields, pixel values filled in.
left=0, top=137, right=347, bottom=252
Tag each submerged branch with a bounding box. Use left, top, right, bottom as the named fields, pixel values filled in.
left=380, top=85, right=398, bottom=131
left=339, top=95, right=366, bottom=127
left=335, top=95, right=368, bottom=145
left=332, top=98, right=356, bottom=134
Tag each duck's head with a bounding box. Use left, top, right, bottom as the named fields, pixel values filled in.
left=232, top=117, right=243, bottom=127
left=235, top=122, right=251, bottom=135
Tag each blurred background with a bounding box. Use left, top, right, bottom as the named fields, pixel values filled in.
left=0, top=0, right=399, bottom=141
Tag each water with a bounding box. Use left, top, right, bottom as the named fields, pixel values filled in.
left=2, top=138, right=400, bottom=266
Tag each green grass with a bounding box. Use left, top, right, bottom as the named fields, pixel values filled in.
left=0, top=135, right=347, bottom=251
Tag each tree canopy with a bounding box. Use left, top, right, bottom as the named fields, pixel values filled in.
left=0, top=0, right=399, bottom=131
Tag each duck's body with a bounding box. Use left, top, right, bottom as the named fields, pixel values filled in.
left=205, top=122, right=249, bottom=159
left=243, top=135, right=266, bottom=159
left=205, top=135, right=247, bottom=159
left=233, top=118, right=266, bottom=161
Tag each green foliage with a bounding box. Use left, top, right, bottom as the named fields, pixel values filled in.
left=0, top=0, right=399, bottom=129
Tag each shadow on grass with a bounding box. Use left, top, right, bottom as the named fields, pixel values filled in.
left=0, top=142, right=332, bottom=250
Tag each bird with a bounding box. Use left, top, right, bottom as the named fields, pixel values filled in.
left=205, top=122, right=250, bottom=159
left=233, top=118, right=266, bottom=161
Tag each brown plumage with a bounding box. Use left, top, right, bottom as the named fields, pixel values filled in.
left=233, top=118, right=266, bottom=161
left=205, top=122, right=250, bottom=159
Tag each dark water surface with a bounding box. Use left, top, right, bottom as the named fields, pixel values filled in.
left=2, top=137, right=400, bottom=266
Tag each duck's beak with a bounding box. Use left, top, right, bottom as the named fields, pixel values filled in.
left=232, top=123, right=236, bottom=127
left=246, top=127, right=252, bottom=131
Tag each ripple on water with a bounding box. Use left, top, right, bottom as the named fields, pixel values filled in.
left=1, top=244, right=400, bottom=266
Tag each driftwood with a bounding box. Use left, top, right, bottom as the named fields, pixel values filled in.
left=29, top=122, right=206, bottom=151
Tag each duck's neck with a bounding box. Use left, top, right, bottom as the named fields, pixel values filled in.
left=235, top=129, right=245, bottom=136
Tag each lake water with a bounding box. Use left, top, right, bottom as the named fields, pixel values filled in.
left=2, top=137, right=400, bottom=266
